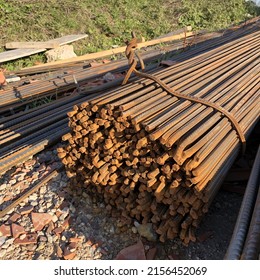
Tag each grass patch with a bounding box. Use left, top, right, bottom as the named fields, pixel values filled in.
left=0, top=0, right=259, bottom=70
left=178, top=0, right=259, bottom=30
left=0, top=0, right=181, bottom=69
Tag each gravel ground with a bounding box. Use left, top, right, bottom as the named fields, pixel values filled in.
left=0, top=124, right=258, bottom=260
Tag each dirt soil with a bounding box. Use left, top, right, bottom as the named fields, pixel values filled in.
left=0, top=123, right=259, bottom=260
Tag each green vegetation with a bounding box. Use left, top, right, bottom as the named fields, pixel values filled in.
left=0, top=0, right=259, bottom=70
left=0, top=0, right=180, bottom=53
left=179, top=0, right=259, bottom=30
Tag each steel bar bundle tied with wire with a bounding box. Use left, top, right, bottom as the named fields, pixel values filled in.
left=58, top=21, right=260, bottom=244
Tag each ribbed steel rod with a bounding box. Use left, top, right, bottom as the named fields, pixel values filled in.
left=225, top=146, right=260, bottom=259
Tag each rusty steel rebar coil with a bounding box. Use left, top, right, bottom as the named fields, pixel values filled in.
left=57, top=21, right=260, bottom=244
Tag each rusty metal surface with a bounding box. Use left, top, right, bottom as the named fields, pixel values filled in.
left=57, top=21, right=260, bottom=244
left=225, top=146, right=260, bottom=260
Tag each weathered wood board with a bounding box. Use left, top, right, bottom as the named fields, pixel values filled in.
left=0, top=34, right=88, bottom=63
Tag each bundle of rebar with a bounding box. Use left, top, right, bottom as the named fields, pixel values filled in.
left=0, top=22, right=256, bottom=176
left=0, top=29, right=197, bottom=115
left=57, top=22, right=260, bottom=244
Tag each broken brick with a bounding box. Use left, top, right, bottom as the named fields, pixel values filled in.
left=115, top=240, right=146, bottom=260
left=0, top=224, right=11, bottom=237
left=68, top=242, right=77, bottom=252
left=85, top=240, right=93, bottom=247
left=69, top=237, right=83, bottom=243
left=62, top=215, right=71, bottom=229
left=56, top=245, right=63, bottom=258
left=11, top=223, right=26, bottom=238
left=14, top=233, right=37, bottom=245
left=63, top=247, right=76, bottom=260
left=9, top=213, right=21, bottom=223
left=91, top=243, right=99, bottom=250
left=53, top=226, right=63, bottom=236
left=55, top=209, right=63, bottom=218
left=18, top=205, right=34, bottom=215
left=31, top=212, right=52, bottom=231
left=46, top=221, right=55, bottom=234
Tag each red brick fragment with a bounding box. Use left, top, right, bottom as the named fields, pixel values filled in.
left=0, top=224, right=11, bottom=237
left=69, top=237, right=83, bottom=243
left=68, top=242, right=77, bottom=250
left=63, top=247, right=76, bottom=260
left=55, top=209, right=63, bottom=218
left=18, top=205, right=34, bottom=215
left=115, top=240, right=146, bottom=260
left=53, top=226, right=63, bottom=236
left=85, top=239, right=93, bottom=247
left=14, top=233, right=37, bottom=245
left=56, top=245, right=63, bottom=258
left=31, top=212, right=52, bottom=231
left=62, top=215, right=71, bottom=230
left=9, top=213, right=21, bottom=223
left=91, top=243, right=99, bottom=250
left=11, top=223, right=25, bottom=238
left=46, top=221, right=55, bottom=234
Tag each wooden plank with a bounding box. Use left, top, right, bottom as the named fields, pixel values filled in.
left=47, top=34, right=88, bottom=45
left=20, top=31, right=195, bottom=71
left=6, top=42, right=60, bottom=49
left=0, top=34, right=88, bottom=63
left=157, top=26, right=192, bottom=39
left=1, top=48, right=47, bottom=63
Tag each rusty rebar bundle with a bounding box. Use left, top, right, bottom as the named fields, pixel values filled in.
left=1, top=22, right=257, bottom=175
left=58, top=22, right=260, bottom=244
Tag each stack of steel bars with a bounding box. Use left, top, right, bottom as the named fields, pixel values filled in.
left=0, top=19, right=259, bottom=181
left=0, top=33, right=199, bottom=115
left=0, top=60, right=129, bottom=114
left=57, top=22, right=260, bottom=244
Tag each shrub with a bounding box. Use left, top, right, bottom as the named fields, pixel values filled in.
left=179, top=0, right=248, bottom=30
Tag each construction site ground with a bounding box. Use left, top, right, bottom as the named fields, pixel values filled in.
left=0, top=123, right=258, bottom=260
